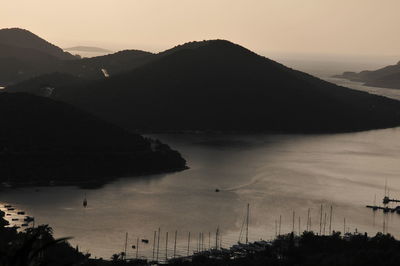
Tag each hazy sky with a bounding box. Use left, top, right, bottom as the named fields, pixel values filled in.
left=2, top=0, right=400, bottom=57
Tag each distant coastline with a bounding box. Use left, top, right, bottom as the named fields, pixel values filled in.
left=334, top=60, right=400, bottom=90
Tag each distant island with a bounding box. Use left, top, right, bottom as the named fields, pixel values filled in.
left=335, top=60, right=400, bottom=89
left=0, top=92, right=186, bottom=188
left=65, top=46, right=113, bottom=53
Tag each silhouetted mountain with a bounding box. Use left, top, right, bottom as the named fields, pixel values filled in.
left=65, top=46, right=113, bottom=53
left=0, top=92, right=186, bottom=186
left=0, top=28, right=159, bottom=84
left=0, top=28, right=77, bottom=84
left=0, top=28, right=75, bottom=60
left=12, top=40, right=400, bottom=133
left=336, top=60, right=400, bottom=89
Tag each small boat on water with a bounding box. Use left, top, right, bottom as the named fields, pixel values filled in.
left=24, top=216, right=34, bottom=222
left=83, top=194, right=87, bottom=208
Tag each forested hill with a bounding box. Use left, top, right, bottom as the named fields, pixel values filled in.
left=0, top=92, right=186, bottom=187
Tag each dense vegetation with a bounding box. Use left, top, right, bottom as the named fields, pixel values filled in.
left=336, top=60, right=400, bottom=89
left=170, top=232, right=400, bottom=266
left=0, top=92, right=186, bottom=187
left=0, top=211, right=87, bottom=266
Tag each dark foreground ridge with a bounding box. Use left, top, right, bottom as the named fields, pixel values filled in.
left=7, top=39, right=400, bottom=133
left=1, top=211, right=399, bottom=266
left=335, top=60, right=400, bottom=90
left=0, top=92, right=186, bottom=188
left=167, top=232, right=400, bottom=266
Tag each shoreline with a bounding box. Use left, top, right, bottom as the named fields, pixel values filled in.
left=0, top=165, right=188, bottom=190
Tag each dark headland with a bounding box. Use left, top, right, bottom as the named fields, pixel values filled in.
left=6, top=35, right=400, bottom=133
left=0, top=92, right=186, bottom=188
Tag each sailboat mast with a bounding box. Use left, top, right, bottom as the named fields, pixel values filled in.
left=124, top=232, right=128, bottom=260
left=298, top=216, right=301, bottom=235
left=165, top=232, right=168, bottom=261
left=246, top=203, right=249, bottom=244
left=173, top=230, right=177, bottom=259
left=279, top=215, right=282, bottom=235
left=329, top=206, right=333, bottom=235
left=215, top=226, right=219, bottom=249
left=319, top=205, right=323, bottom=235
left=156, top=228, right=160, bottom=262
left=292, top=211, right=295, bottom=234
left=136, top=237, right=139, bottom=259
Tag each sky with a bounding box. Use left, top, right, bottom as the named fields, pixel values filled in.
left=1, top=0, right=400, bottom=58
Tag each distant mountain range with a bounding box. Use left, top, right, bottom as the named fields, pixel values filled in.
left=0, top=92, right=186, bottom=187
left=4, top=28, right=400, bottom=133
left=335, top=61, right=400, bottom=89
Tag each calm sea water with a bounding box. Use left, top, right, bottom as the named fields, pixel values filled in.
left=1, top=61, right=400, bottom=260
left=2, top=130, right=400, bottom=259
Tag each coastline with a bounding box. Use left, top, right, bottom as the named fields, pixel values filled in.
left=0, top=165, right=188, bottom=190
